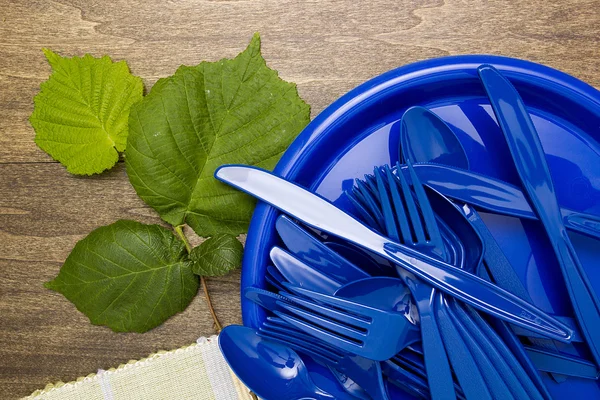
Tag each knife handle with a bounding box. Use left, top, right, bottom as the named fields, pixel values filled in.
left=217, top=165, right=574, bottom=343
left=384, top=242, right=573, bottom=342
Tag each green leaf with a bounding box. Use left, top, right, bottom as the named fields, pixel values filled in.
left=30, top=49, right=144, bottom=175
left=125, top=33, right=310, bottom=236
left=190, top=233, right=243, bottom=276
left=45, top=220, right=198, bottom=333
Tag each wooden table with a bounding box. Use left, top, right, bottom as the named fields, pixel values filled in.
left=1, top=0, right=599, bottom=398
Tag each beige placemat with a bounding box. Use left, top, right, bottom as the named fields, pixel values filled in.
left=24, top=336, right=253, bottom=400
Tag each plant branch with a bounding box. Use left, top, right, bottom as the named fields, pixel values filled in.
left=201, top=276, right=223, bottom=332
left=175, top=225, right=222, bottom=333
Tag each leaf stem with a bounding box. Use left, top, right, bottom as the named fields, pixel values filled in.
left=175, top=225, right=222, bottom=333
left=201, top=276, right=223, bottom=332
left=174, top=225, right=192, bottom=253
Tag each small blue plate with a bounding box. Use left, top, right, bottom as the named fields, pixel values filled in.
left=242, top=55, right=600, bottom=398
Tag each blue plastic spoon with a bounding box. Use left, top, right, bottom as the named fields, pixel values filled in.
left=219, top=325, right=356, bottom=400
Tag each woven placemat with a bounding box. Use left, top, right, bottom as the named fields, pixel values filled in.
left=24, top=336, right=253, bottom=400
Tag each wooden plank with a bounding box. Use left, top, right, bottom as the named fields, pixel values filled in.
left=1, top=0, right=600, bottom=398
left=0, top=162, right=242, bottom=398
left=2, top=0, right=599, bottom=163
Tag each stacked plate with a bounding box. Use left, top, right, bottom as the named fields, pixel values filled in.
left=234, top=56, right=600, bottom=399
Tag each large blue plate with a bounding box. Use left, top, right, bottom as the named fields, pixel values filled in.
left=241, top=55, right=600, bottom=398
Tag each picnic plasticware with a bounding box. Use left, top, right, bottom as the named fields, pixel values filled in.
left=302, top=355, right=371, bottom=400
left=445, top=298, right=515, bottom=400
left=333, top=277, right=417, bottom=323
left=216, top=164, right=574, bottom=341
left=241, top=56, right=600, bottom=399
left=409, top=163, right=600, bottom=240
left=245, top=285, right=420, bottom=362
left=268, top=239, right=424, bottom=398
left=251, top=288, right=421, bottom=400
left=425, top=187, right=545, bottom=398
left=424, top=186, right=526, bottom=399
left=479, top=63, right=600, bottom=366
left=261, top=317, right=415, bottom=400
left=434, top=293, right=492, bottom=400
left=523, top=346, right=599, bottom=379
left=324, top=241, right=392, bottom=277
left=218, top=325, right=356, bottom=400
left=362, top=162, right=533, bottom=399
left=265, top=265, right=288, bottom=292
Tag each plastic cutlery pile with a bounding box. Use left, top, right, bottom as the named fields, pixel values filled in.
left=217, top=64, right=600, bottom=399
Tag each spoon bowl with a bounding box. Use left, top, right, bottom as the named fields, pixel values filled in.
left=219, top=325, right=340, bottom=400
left=400, top=106, right=469, bottom=169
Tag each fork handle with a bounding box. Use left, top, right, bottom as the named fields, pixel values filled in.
left=409, top=284, right=456, bottom=400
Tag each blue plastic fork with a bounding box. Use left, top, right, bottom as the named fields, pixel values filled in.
left=351, top=163, right=496, bottom=399
left=365, top=162, right=456, bottom=400
left=247, top=287, right=406, bottom=400
left=274, top=284, right=419, bottom=362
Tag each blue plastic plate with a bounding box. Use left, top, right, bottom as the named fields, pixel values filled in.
left=241, top=55, right=600, bottom=398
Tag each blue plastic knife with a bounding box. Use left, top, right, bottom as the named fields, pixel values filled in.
left=479, top=64, right=600, bottom=366
left=216, top=164, right=573, bottom=342
left=408, top=163, right=600, bottom=240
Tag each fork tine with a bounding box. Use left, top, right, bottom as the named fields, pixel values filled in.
left=396, top=161, right=427, bottom=244
left=406, top=161, right=444, bottom=248
left=363, top=173, right=380, bottom=198
left=384, top=164, right=413, bottom=244
left=345, top=190, right=383, bottom=230
left=260, top=324, right=344, bottom=358
left=260, top=326, right=344, bottom=358
left=286, top=286, right=376, bottom=318
left=258, top=330, right=342, bottom=365
left=355, top=179, right=385, bottom=224
left=274, top=311, right=365, bottom=353
left=281, top=294, right=371, bottom=330
left=276, top=302, right=367, bottom=341
left=374, top=166, right=401, bottom=242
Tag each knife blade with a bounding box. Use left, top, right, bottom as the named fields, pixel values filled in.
left=275, top=215, right=370, bottom=283
left=479, top=64, right=600, bottom=365
left=408, top=163, right=600, bottom=240
left=216, top=164, right=573, bottom=341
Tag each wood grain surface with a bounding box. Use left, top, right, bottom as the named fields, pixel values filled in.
left=1, top=0, right=599, bottom=398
